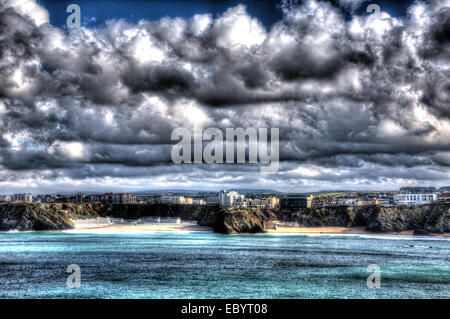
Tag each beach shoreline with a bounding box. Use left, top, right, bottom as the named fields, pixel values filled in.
left=265, top=225, right=450, bottom=236
left=72, top=222, right=450, bottom=237
left=73, top=222, right=212, bottom=232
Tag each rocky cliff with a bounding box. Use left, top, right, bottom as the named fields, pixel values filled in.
left=0, top=202, right=222, bottom=231
left=0, top=202, right=449, bottom=234
left=276, top=204, right=450, bottom=234
left=212, top=208, right=276, bottom=234
left=0, top=203, right=74, bottom=231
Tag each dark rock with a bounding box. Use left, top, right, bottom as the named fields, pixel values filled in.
left=213, top=208, right=271, bottom=234
left=0, top=203, right=74, bottom=231
left=413, top=229, right=431, bottom=236
left=276, top=206, right=356, bottom=227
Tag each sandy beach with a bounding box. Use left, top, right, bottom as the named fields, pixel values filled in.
left=73, top=222, right=212, bottom=232
left=266, top=225, right=371, bottom=234
left=265, top=225, right=450, bottom=237
left=73, top=222, right=450, bottom=237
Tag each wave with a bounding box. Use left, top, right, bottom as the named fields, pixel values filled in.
left=263, top=232, right=450, bottom=241
left=1, top=229, right=36, bottom=234
left=62, top=228, right=213, bottom=235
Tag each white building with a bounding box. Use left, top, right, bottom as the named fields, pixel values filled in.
left=12, top=193, right=33, bottom=203
left=394, top=193, right=437, bottom=206
left=337, top=198, right=357, bottom=206
left=158, top=195, right=197, bottom=205
left=0, top=195, right=12, bottom=202
left=219, top=190, right=245, bottom=207
left=205, top=195, right=219, bottom=205
left=160, top=195, right=182, bottom=204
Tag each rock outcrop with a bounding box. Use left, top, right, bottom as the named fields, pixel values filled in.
left=0, top=202, right=220, bottom=231
left=212, top=208, right=276, bottom=234
left=0, top=203, right=74, bottom=231
left=275, top=204, right=450, bottom=234
left=362, top=205, right=450, bottom=234
left=276, top=206, right=356, bottom=227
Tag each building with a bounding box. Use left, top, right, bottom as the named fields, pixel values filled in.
left=246, top=198, right=263, bottom=209
left=12, top=193, right=33, bottom=203
left=244, top=198, right=265, bottom=209
left=114, top=193, right=136, bottom=204
left=337, top=198, right=357, bottom=206
left=90, top=193, right=136, bottom=204
left=135, top=195, right=152, bottom=204
left=438, top=193, right=450, bottom=204
left=147, top=194, right=162, bottom=204
left=205, top=195, right=219, bottom=205
left=0, top=195, right=12, bottom=202
left=312, top=197, right=329, bottom=207
left=192, top=199, right=205, bottom=205
left=264, top=197, right=280, bottom=209
left=394, top=193, right=438, bottom=206
left=158, top=195, right=190, bottom=205
left=219, top=190, right=245, bottom=207
left=375, top=198, right=391, bottom=206
left=280, top=195, right=313, bottom=208
left=160, top=195, right=177, bottom=204
left=38, top=195, right=55, bottom=203
left=243, top=197, right=279, bottom=209
left=72, top=194, right=89, bottom=203
left=356, top=200, right=372, bottom=206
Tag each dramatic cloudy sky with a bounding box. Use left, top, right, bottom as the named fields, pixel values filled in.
left=0, top=0, right=449, bottom=193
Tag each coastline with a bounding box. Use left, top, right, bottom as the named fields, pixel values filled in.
left=266, top=225, right=450, bottom=237
left=2, top=202, right=448, bottom=234
left=73, top=222, right=212, bottom=233
left=72, top=222, right=450, bottom=237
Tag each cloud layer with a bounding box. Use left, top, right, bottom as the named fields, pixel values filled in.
left=0, top=0, right=449, bottom=193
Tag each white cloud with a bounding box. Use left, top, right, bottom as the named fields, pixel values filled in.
left=4, top=0, right=49, bottom=26
left=49, top=141, right=87, bottom=160
left=213, top=5, right=267, bottom=50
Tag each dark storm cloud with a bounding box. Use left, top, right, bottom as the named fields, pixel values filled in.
left=122, top=65, right=195, bottom=97
left=0, top=0, right=450, bottom=192
left=0, top=7, right=43, bottom=98
left=420, top=6, right=450, bottom=59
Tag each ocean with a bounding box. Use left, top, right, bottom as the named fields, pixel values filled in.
left=0, top=230, right=449, bottom=299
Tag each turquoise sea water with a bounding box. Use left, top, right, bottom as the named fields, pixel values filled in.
left=0, top=230, right=449, bottom=299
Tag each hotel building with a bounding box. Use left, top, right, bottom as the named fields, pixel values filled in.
left=12, top=193, right=33, bottom=203
left=393, top=193, right=438, bottom=206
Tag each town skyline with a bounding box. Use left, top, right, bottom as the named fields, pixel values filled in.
left=1, top=184, right=449, bottom=196
left=2, top=187, right=449, bottom=208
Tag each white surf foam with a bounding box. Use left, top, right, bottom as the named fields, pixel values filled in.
left=62, top=228, right=213, bottom=235
left=264, top=231, right=450, bottom=241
